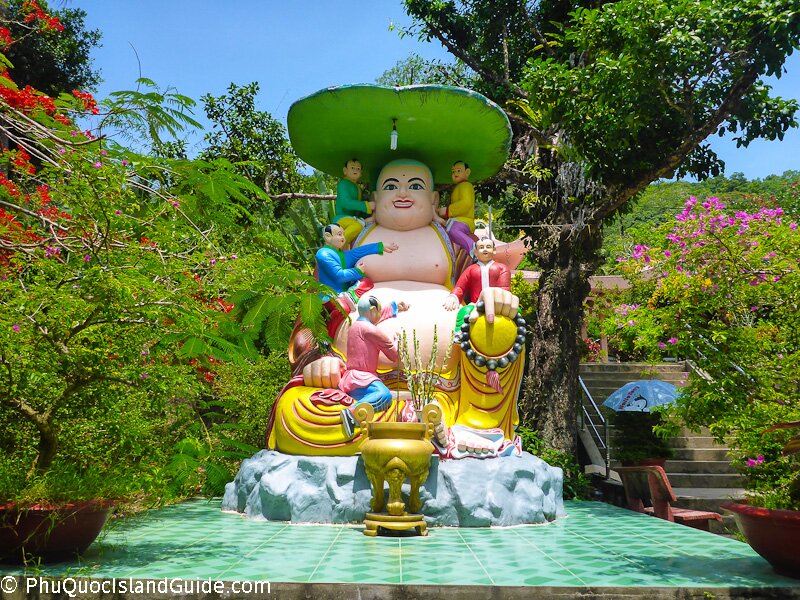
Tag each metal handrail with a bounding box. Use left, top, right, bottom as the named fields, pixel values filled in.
left=578, top=375, right=610, bottom=478
left=685, top=324, right=754, bottom=383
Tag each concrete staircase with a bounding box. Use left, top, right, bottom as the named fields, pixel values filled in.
left=579, top=362, right=745, bottom=534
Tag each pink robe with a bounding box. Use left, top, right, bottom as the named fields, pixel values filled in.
left=339, top=304, right=398, bottom=393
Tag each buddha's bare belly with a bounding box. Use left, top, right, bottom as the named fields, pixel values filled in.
left=356, top=225, right=450, bottom=285
left=332, top=281, right=460, bottom=372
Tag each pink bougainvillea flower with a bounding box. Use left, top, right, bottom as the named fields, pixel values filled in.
left=12, top=324, right=20, bottom=332
left=83, top=254, right=91, bottom=262
left=657, top=342, right=666, bottom=350
left=93, top=161, right=102, bottom=168
left=668, top=337, right=678, bottom=344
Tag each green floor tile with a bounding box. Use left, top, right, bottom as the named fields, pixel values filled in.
left=1, top=499, right=799, bottom=590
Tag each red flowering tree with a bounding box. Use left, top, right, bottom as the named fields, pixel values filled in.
left=0, top=6, right=325, bottom=504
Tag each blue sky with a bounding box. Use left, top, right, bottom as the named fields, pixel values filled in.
left=71, top=0, right=799, bottom=180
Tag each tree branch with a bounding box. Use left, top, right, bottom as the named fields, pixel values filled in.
left=0, top=199, right=71, bottom=231
left=424, top=21, right=530, bottom=100
left=598, top=63, right=761, bottom=222
left=269, top=192, right=335, bottom=202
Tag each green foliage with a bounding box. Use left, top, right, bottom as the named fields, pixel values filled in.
left=0, top=16, right=325, bottom=506
left=200, top=82, right=305, bottom=201
left=212, top=353, right=290, bottom=448
left=376, top=52, right=473, bottom=87
left=99, top=78, right=203, bottom=153
left=165, top=353, right=290, bottom=496
left=517, top=426, right=591, bottom=500
left=510, top=271, right=538, bottom=322
left=520, top=0, right=799, bottom=183
left=611, top=412, right=673, bottom=464
left=614, top=196, right=800, bottom=509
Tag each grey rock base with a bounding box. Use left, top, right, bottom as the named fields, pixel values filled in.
left=222, top=450, right=565, bottom=526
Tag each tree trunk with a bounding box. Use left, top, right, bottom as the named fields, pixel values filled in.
left=34, top=416, right=58, bottom=474
left=517, top=157, right=605, bottom=454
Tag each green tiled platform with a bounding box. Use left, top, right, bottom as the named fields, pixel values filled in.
left=2, top=499, right=799, bottom=597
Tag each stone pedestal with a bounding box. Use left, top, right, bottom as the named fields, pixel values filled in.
left=222, top=450, right=564, bottom=526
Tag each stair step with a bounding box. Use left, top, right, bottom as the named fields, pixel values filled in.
left=580, top=374, right=689, bottom=385
left=668, top=436, right=728, bottom=449
left=671, top=447, right=732, bottom=461
left=580, top=362, right=688, bottom=374
left=664, top=473, right=745, bottom=487
left=664, top=460, right=736, bottom=475
left=673, top=487, right=746, bottom=509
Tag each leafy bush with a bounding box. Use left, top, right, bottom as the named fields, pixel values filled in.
left=611, top=411, right=672, bottom=464
left=616, top=196, right=800, bottom=510
left=517, top=426, right=591, bottom=500
left=0, top=8, right=322, bottom=507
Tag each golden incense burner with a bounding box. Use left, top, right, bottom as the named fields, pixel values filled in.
left=355, top=403, right=441, bottom=536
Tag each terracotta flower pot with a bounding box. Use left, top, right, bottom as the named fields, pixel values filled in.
left=0, top=499, right=112, bottom=564
left=721, top=501, right=800, bottom=578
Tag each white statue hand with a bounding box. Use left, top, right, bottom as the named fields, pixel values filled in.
left=302, top=356, right=345, bottom=389
left=443, top=294, right=459, bottom=311
left=473, top=287, right=519, bottom=324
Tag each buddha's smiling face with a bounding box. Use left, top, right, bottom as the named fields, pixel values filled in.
left=374, top=161, right=438, bottom=231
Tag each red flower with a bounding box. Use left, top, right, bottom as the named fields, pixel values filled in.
left=71, top=90, right=99, bottom=115
left=0, top=27, right=13, bottom=49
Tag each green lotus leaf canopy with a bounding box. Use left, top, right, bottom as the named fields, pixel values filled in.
left=287, top=84, right=512, bottom=186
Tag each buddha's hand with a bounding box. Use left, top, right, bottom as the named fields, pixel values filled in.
left=442, top=294, right=459, bottom=311
left=397, top=301, right=410, bottom=312
left=302, top=356, right=345, bottom=389
left=470, top=287, right=519, bottom=324
left=383, top=242, right=399, bottom=253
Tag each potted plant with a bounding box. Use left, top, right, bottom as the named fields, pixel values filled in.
left=611, top=410, right=673, bottom=468
left=613, top=195, right=800, bottom=577
left=398, top=326, right=452, bottom=422
left=721, top=422, right=800, bottom=578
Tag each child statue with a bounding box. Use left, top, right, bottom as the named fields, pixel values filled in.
left=436, top=161, right=476, bottom=255
left=315, top=222, right=398, bottom=337
left=316, top=222, right=397, bottom=298
left=443, top=236, right=511, bottom=324
left=335, top=158, right=375, bottom=245
left=339, top=295, right=409, bottom=438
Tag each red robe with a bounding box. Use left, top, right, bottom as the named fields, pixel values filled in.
left=451, top=260, right=510, bottom=304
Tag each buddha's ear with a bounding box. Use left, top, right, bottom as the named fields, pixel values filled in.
left=432, top=191, right=439, bottom=207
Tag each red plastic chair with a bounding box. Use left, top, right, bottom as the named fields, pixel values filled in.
left=616, top=465, right=722, bottom=531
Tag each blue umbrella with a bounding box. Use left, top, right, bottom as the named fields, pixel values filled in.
left=602, top=380, right=679, bottom=412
